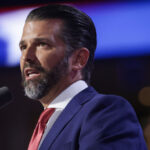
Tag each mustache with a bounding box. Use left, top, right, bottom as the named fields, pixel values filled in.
left=23, top=63, right=45, bottom=73
left=21, top=63, right=47, bottom=88
left=22, top=63, right=46, bottom=80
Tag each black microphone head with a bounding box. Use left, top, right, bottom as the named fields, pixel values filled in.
left=0, top=86, right=12, bottom=108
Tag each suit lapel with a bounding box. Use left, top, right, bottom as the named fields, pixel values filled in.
left=39, top=87, right=97, bottom=150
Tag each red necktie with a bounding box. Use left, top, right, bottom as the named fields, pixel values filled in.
left=28, top=108, right=55, bottom=150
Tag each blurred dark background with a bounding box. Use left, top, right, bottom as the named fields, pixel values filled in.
left=0, top=0, right=150, bottom=149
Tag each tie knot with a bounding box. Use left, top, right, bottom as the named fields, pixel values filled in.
left=38, top=108, right=55, bottom=124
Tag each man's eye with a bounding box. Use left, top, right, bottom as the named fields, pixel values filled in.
left=20, top=45, right=27, bottom=51
left=39, top=42, right=48, bottom=47
left=37, top=42, right=52, bottom=50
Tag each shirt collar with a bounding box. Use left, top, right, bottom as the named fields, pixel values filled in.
left=48, top=80, right=88, bottom=109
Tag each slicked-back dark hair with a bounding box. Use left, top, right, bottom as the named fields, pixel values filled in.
left=26, top=4, right=97, bottom=84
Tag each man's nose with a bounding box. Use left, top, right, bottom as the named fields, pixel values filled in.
left=22, top=47, right=37, bottom=64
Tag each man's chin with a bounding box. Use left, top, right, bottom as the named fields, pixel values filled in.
left=24, top=84, right=44, bottom=100
left=23, top=78, right=49, bottom=100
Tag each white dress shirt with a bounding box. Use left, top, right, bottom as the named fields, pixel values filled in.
left=38, top=80, right=88, bottom=149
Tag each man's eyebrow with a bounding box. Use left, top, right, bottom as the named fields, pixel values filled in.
left=33, top=38, right=51, bottom=43
left=19, top=38, right=51, bottom=46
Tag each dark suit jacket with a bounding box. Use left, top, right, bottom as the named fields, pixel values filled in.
left=39, top=87, right=147, bottom=150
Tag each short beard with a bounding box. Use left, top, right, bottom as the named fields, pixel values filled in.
left=22, top=57, right=68, bottom=100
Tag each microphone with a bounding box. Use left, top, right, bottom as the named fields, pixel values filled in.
left=0, top=86, right=12, bottom=108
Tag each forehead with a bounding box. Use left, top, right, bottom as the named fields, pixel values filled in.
left=21, top=19, right=64, bottom=40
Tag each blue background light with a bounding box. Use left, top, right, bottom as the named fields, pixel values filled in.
left=0, top=2, right=150, bottom=66
left=0, top=38, right=7, bottom=66
left=78, top=2, right=150, bottom=58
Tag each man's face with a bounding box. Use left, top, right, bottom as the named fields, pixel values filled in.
left=19, top=19, right=68, bottom=100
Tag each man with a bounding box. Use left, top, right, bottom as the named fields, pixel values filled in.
left=19, top=4, right=147, bottom=150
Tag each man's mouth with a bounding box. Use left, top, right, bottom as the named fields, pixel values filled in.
left=24, top=68, right=41, bottom=80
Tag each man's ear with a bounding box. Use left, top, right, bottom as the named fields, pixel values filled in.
left=71, top=47, right=89, bottom=71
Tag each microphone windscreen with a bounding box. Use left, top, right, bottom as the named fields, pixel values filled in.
left=0, top=86, right=12, bottom=108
